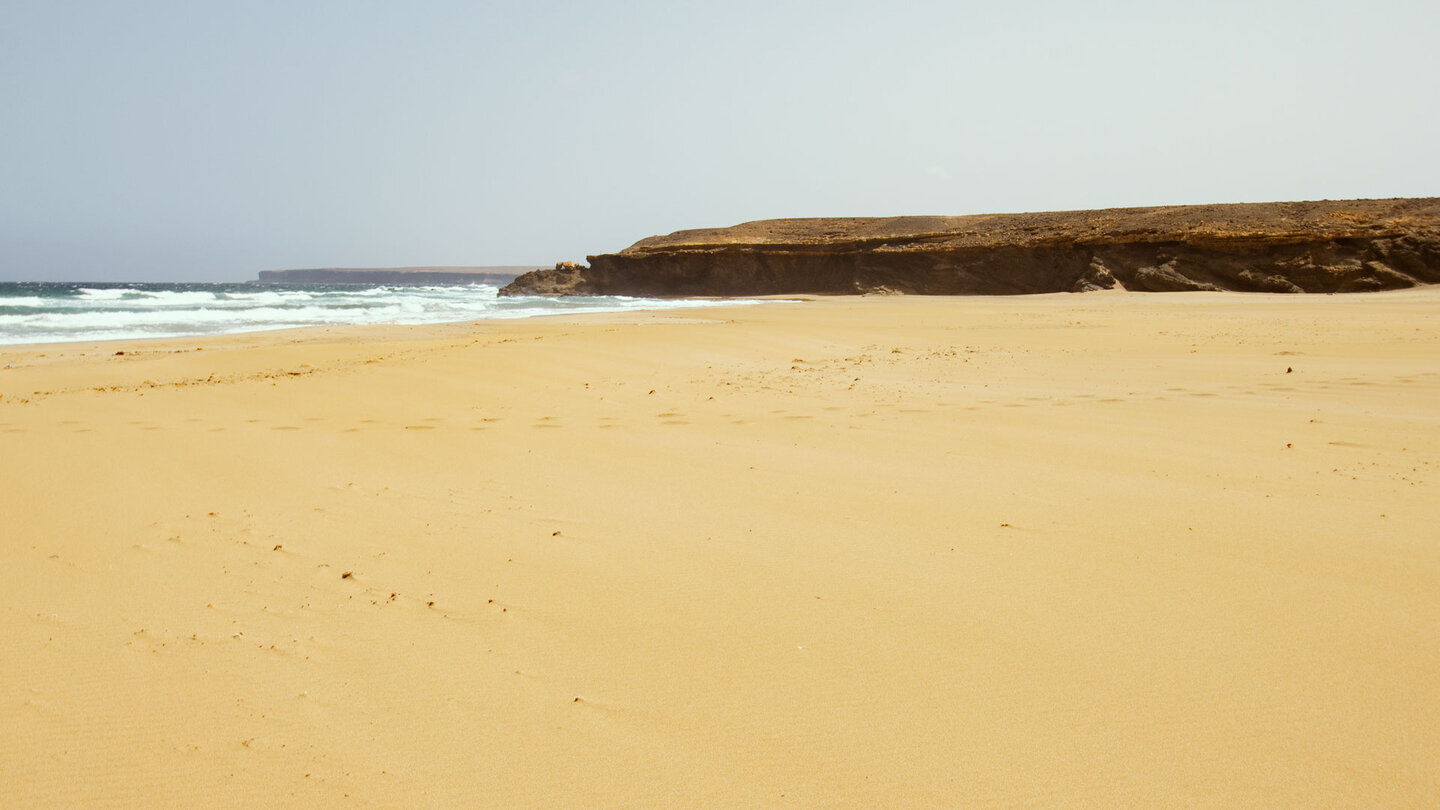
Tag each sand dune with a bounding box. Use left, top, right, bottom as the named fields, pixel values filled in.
left=2, top=292, right=1437, bottom=806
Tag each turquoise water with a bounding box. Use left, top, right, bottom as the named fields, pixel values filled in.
left=0, top=282, right=758, bottom=346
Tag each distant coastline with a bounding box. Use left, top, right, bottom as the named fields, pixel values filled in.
left=258, top=266, right=536, bottom=285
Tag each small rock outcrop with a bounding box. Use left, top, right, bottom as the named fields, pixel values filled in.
left=495, top=262, right=590, bottom=295
left=500, top=198, right=1440, bottom=297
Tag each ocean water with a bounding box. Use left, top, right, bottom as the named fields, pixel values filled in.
left=0, top=282, right=761, bottom=346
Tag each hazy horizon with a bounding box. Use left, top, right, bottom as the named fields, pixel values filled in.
left=3, top=0, right=1438, bottom=282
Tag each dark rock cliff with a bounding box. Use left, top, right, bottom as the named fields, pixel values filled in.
left=500, top=199, right=1440, bottom=296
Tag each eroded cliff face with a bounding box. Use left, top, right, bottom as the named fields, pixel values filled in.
left=500, top=199, right=1440, bottom=296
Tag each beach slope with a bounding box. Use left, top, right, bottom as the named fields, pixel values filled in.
left=2, top=292, right=1438, bottom=806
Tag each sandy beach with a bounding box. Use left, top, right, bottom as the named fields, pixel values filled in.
left=2, top=291, right=1437, bottom=807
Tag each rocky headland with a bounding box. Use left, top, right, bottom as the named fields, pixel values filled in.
left=501, top=198, right=1440, bottom=296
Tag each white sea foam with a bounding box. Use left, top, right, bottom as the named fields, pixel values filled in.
left=76, top=288, right=133, bottom=300
left=0, top=283, right=773, bottom=346
left=137, top=290, right=220, bottom=304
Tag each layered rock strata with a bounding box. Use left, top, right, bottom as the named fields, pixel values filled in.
left=501, top=199, right=1440, bottom=296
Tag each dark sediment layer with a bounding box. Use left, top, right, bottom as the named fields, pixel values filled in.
left=501, top=199, right=1440, bottom=296
left=259, top=266, right=536, bottom=285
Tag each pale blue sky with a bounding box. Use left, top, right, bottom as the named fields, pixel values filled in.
left=2, top=0, right=1437, bottom=280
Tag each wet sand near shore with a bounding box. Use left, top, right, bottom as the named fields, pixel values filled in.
left=2, top=291, right=1437, bottom=807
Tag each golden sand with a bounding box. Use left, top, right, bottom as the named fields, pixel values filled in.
left=2, top=291, right=1437, bottom=806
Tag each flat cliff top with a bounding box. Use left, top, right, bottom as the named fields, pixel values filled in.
left=621, top=198, right=1440, bottom=254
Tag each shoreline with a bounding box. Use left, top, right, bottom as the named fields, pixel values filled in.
left=0, top=282, right=787, bottom=350
left=1, top=285, right=1428, bottom=354
left=3, top=291, right=1438, bottom=806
